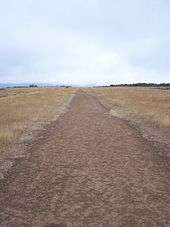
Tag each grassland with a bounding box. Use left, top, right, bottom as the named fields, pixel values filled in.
left=0, top=88, right=75, bottom=153
left=90, top=87, right=170, bottom=128
left=1, top=87, right=169, bottom=154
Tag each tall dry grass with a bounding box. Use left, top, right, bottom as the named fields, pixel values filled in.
left=0, top=88, right=75, bottom=153
left=91, top=87, right=170, bottom=128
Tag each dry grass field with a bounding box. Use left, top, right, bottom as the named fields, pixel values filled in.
left=1, top=87, right=169, bottom=155
left=90, top=87, right=170, bottom=129
left=0, top=89, right=170, bottom=226
left=0, top=88, right=75, bottom=153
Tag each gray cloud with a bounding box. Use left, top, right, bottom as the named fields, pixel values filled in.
left=0, top=0, right=170, bottom=85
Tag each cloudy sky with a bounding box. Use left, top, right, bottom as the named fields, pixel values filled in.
left=0, top=0, right=170, bottom=86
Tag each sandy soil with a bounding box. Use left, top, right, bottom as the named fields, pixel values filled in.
left=0, top=91, right=169, bottom=227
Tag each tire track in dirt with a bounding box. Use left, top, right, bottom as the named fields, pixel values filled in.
left=0, top=91, right=169, bottom=227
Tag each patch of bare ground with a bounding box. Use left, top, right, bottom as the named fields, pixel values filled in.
left=0, top=91, right=169, bottom=226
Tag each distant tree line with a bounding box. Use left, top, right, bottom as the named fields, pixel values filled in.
left=6, top=84, right=39, bottom=89
left=108, top=83, right=170, bottom=88
left=60, top=85, right=72, bottom=88
left=29, top=84, right=38, bottom=88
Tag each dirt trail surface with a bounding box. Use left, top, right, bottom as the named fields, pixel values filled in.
left=0, top=91, right=169, bottom=227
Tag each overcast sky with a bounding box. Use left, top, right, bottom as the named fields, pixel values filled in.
left=0, top=0, right=170, bottom=86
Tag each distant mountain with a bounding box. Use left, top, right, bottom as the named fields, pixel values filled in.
left=0, top=83, right=58, bottom=88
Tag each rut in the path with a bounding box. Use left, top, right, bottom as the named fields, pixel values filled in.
left=0, top=92, right=169, bottom=227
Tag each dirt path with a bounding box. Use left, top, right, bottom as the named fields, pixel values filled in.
left=0, top=91, right=169, bottom=227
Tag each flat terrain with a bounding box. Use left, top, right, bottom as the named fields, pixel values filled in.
left=90, top=87, right=170, bottom=128
left=0, top=90, right=169, bottom=226
left=0, top=88, right=75, bottom=154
